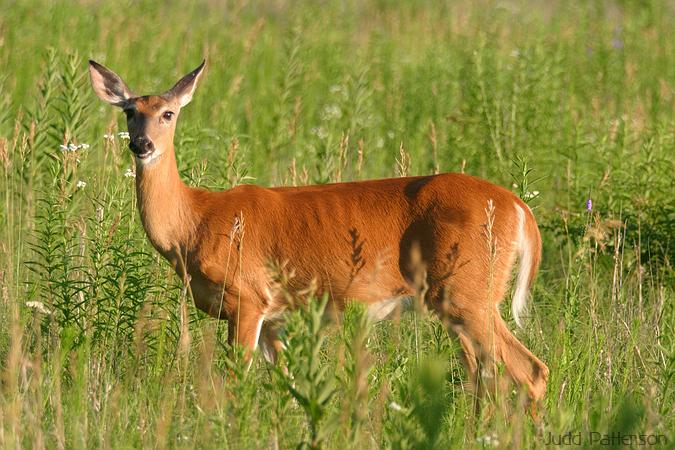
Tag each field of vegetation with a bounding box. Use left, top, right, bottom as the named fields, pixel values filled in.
left=0, top=0, right=673, bottom=448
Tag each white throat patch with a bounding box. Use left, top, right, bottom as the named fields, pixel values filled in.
left=135, top=150, right=163, bottom=166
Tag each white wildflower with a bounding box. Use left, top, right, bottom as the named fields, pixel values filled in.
left=26, top=301, right=52, bottom=315
left=311, top=126, right=328, bottom=140
left=59, top=143, right=89, bottom=153
left=476, top=433, right=499, bottom=447
left=321, top=104, right=342, bottom=121
left=118, top=132, right=130, bottom=140
left=124, top=168, right=135, bottom=178
left=103, top=134, right=114, bottom=141
left=329, top=84, right=344, bottom=94
left=76, top=180, right=86, bottom=189
left=523, top=190, right=539, bottom=200
left=511, top=49, right=521, bottom=58
left=375, top=137, right=384, bottom=148
left=387, top=131, right=395, bottom=139
left=388, top=401, right=404, bottom=412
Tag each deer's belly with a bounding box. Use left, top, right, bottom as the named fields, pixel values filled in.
left=366, top=295, right=415, bottom=321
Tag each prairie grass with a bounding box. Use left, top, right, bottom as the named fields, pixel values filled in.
left=0, top=0, right=673, bottom=448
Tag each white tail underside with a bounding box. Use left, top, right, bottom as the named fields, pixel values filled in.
left=512, top=204, right=531, bottom=327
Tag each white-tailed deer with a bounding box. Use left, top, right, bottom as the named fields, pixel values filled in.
left=89, top=60, right=549, bottom=405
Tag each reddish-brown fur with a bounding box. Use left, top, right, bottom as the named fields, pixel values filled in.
left=89, top=60, right=549, bottom=404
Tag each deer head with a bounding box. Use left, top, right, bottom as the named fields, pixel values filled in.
left=89, top=59, right=205, bottom=165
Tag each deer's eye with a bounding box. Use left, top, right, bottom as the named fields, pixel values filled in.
left=162, top=111, right=174, bottom=121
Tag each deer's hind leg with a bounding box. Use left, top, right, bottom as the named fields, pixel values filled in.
left=428, top=273, right=548, bottom=407
left=434, top=288, right=549, bottom=406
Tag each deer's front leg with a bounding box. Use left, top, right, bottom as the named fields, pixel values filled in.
left=259, top=324, right=285, bottom=364
left=227, top=302, right=265, bottom=364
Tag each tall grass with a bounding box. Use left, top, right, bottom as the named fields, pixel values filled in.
left=1, top=0, right=673, bottom=448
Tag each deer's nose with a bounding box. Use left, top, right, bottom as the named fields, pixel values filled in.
left=129, top=137, right=154, bottom=155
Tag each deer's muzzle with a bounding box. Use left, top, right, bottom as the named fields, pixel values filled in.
left=129, top=137, right=155, bottom=159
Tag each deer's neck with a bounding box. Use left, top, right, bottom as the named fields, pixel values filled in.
left=134, top=147, right=199, bottom=261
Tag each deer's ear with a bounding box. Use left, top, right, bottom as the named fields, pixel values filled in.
left=89, top=60, right=133, bottom=106
left=168, top=60, right=205, bottom=108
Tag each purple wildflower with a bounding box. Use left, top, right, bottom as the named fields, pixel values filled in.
left=586, top=199, right=593, bottom=212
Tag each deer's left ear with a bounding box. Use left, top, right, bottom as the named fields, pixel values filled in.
left=89, top=60, right=134, bottom=106
left=168, top=60, right=206, bottom=108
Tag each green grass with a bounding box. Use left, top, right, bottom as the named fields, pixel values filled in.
left=0, top=0, right=673, bottom=448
